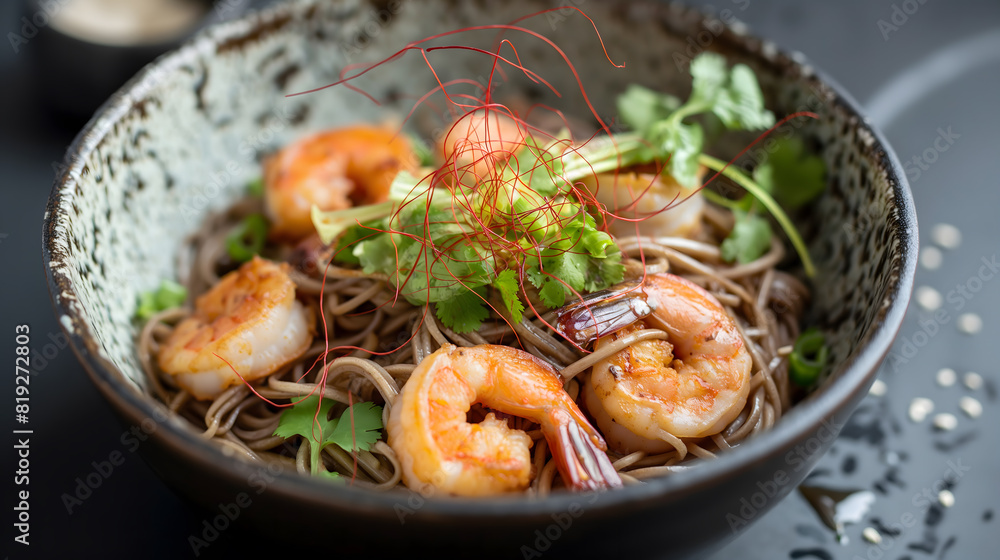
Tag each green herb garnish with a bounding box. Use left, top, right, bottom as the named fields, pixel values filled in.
left=493, top=269, right=525, bottom=324
left=720, top=208, right=772, bottom=264
left=789, top=327, right=828, bottom=387
left=754, top=136, right=826, bottom=210
left=247, top=177, right=264, bottom=197
left=136, top=280, right=188, bottom=319
left=273, top=396, right=383, bottom=476
left=225, top=213, right=268, bottom=263
left=616, top=53, right=775, bottom=188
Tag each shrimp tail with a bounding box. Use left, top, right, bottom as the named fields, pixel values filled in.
left=554, top=280, right=653, bottom=346
left=544, top=410, right=622, bottom=491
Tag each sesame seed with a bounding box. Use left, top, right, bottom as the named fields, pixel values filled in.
left=862, top=526, right=882, bottom=545
left=959, top=396, right=983, bottom=418
left=909, top=398, right=935, bottom=422
left=933, top=413, right=958, bottom=431
left=936, top=368, right=957, bottom=387
left=882, top=450, right=902, bottom=466
left=869, top=379, right=887, bottom=397
left=964, top=372, right=983, bottom=391
left=931, top=223, right=962, bottom=249
left=920, top=247, right=943, bottom=270
left=915, top=286, right=943, bottom=311
left=956, top=313, right=983, bottom=335
left=938, top=489, right=956, bottom=508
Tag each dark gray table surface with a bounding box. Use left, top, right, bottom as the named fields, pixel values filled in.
left=2, top=1, right=998, bottom=558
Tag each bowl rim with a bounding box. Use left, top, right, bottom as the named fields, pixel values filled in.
left=43, top=0, right=918, bottom=520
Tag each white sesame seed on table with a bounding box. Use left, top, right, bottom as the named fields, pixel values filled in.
left=932, top=413, right=958, bottom=431
left=908, top=398, right=935, bottom=422
left=931, top=223, right=962, bottom=249
left=936, top=368, right=957, bottom=387
left=920, top=246, right=943, bottom=270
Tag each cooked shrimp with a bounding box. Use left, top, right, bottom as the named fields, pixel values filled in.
left=264, top=124, right=415, bottom=240
left=582, top=168, right=706, bottom=238
left=387, top=343, right=621, bottom=496
left=158, top=257, right=314, bottom=400
left=558, top=273, right=751, bottom=454
left=439, top=110, right=527, bottom=179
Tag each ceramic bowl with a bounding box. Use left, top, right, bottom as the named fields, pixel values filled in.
left=43, top=1, right=916, bottom=557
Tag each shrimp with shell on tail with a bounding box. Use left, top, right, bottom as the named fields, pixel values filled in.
left=556, top=273, right=753, bottom=456
left=387, top=343, right=622, bottom=496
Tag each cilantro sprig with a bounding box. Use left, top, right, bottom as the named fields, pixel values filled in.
left=617, top=53, right=775, bottom=188
left=273, top=395, right=383, bottom=477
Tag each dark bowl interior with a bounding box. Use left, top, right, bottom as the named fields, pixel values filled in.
left=43, top=0, right=916, bottom=557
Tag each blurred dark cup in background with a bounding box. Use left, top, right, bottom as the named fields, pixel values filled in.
left=22, top=0, right=258, bottom=124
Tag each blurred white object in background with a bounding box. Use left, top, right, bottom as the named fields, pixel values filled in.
left=50, top=0, right=208, bottom=46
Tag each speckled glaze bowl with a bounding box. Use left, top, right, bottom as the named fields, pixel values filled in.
left=43, top=1, right=916, bottom=557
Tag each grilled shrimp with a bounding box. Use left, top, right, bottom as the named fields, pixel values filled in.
left=264, top=124, right=415, bottom=240
left=557, top=273, right=752, bottom=454
left=157, top=257, right=314, bottom=400
left=582, top=168, right=706, bottom=239
left=387, top=344, right=621, bottom=496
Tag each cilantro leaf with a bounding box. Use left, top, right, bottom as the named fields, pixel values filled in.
left=616, top=84, right=682, bottom=136
left=274, top=396, right=384, bottom=475
left=720, top=210, right=772, bottom=264
left=435, top=289, right=490, bottom=333
left=401, top=237, right=493, bottom=304
left=530, top=269, right=570, bottom=308
left=327, top=401, right=384, bottom=453
left=692, top=57, right=774, bottom=130
left=525, top=211, right=624, bottom=308
left=753, top=136, right=826, bottom=210
left=648, top=117, right=705, bottom=189
left=273, top=395, right=337, bottom=474
left=494, top=269, right=525, bottom=324
left=547, top=248, right=588, bottom=294
left=585, top=245, right=625, bottom=293
left=688, top=52, right=729, bottom=106
left=332, top=220, right=383, bottom=266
